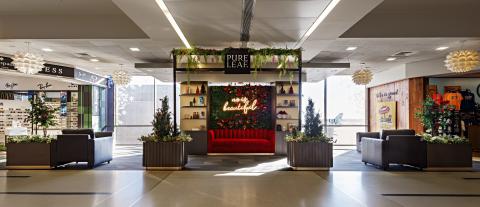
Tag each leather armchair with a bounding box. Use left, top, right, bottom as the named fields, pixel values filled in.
left=356, top=132, right=380, bottom=152
left=361, top=129, right=426, bottom=170
left=55, top=129, right=113, bottom=168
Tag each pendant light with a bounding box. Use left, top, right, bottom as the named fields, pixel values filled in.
left=12, top=42, right=45, bottom=75
left=444, top=49, right=479, bottom=73
left=352, top=63, right=373, bottom=85
left=111, top=64, right=131, bottom=86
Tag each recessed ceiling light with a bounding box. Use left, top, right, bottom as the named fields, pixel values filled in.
left=346, top=47, right=357, bottom=51
left=295, top=0, right=341, bottom=48
left=42, top=48, right=53, bottom=52
left=129, top=47, right=140, bottom=52
left=386, top=57, right=397, bottom=61
left=435, top=46, right=449, bottom=51
left=90, top=58, right=99, bottom=62
left=155, top=0, right=191, bottom=48
left=147, top=69, right=153, bottom=72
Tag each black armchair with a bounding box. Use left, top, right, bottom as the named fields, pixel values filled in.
left=55, top=129, right=113, bottom=168
left=361, top=129, right=426, bottom=170
left=356, top=132, right=380, bottom=152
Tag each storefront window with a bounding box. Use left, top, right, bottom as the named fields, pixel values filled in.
left=115, top=76, right=176, bottom=144
left=302, top=75, right=367, bottom=145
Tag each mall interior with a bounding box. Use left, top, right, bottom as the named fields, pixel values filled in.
left=1, top=0, right=480, bottom=206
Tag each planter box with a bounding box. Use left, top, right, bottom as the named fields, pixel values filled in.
left=287, top=142, right=333, bottom=170
left=6, top=142, right=54, bottom=169
left=143, top=142, right=187, bottom=170
left=425, top=143, right=472, bottom=171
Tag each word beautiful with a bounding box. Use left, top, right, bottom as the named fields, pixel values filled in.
left=223, top=97, right=258, bottom=114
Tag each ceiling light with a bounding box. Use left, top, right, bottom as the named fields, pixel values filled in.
left=346, top=47, right=357, bottom=51
left=386, top=57, right=396, bottom=61
left=12, top=42, right=45, bottom=75
left=90, top=58, right=99, bottom=62
left=352, top=64, right=373, bottom=85
left=154, top=0, right=191, bottom=48
left=436, top=46, right=449, bottom=51
left=445, top=50, right=479, bottom=73
left=111, top=64, right=131, bottom=86
left=42, top=48, right=53, bottom=52
left=129, top=47, right=140, bottom=52
left=295, top=0, right=341, bottom=48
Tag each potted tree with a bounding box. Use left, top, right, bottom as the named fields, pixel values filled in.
left=286, top=98, right=334, bottom=170
left=140, top=96, right=192, bottom=170
left=416, top=97, right=472, bottom=170
left=6, top=95, right=58, bottom=169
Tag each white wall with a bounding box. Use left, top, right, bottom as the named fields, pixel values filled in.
left=367, top=64, right=407, bottom=87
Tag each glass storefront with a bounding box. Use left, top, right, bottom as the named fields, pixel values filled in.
left=303, top=75, right=367, bottom=145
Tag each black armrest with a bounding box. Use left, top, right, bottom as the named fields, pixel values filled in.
left=94, top=132, right=113, bottom=138
left=89, top=136, right=113, bottom=167
left=361, top=137, right=388, bottom=169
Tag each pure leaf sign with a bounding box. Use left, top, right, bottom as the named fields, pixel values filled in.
left=224, top=48, right=251, bottom=74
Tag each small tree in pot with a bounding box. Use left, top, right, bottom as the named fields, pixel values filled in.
left=7, top=95, right=58, bottom=169
left=139, top=96, right=192, bottom=170
left=286, top=98, right=334, bottom=170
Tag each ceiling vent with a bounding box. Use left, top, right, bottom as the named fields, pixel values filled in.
left=74, top=53, right=94, bottom=58
left=392, top=51, right=417, bottom=57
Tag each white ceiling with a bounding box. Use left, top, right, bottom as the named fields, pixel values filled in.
left=0, top=0, right=479, bottom=80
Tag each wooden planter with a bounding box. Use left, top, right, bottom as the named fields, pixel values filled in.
left=143, top=142, right=187, bottom=170
left=6, top=142, right=55, bottom=169
left=425, top=143, right=472, bottom=171
left=287, top=142, right=333, bottom=170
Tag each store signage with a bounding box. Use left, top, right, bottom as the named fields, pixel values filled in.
left=4, top=82, right=18, bottom=90
left=39, top=64, right=75, bottom=78
left=222, top=97, right=258, bottom=114
left=0, top=56, right=15, bottom=70
left=75, top=69, right=107, bottom=86
left=37, top=82, right=52, bottom=90
left=376, top=89, right=399, bottom=99
left=224, top=48, right=251, bottom=74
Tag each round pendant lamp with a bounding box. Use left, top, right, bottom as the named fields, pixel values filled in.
left=12, top=42, right=45, bottom=75
left=352, top=64, right=373, bottom=85
left=444, top=49, right=480, bottom=73
left=111, top=64, right=131, bottom=86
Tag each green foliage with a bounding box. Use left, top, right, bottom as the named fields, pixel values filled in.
left=153, top=96, right=174, bottom=138
left=415, top=97, right=456, bottom=135
left=286, top=98, right=334, bottom=143
left=25, top=95, right=59, bottom=137
left=0, top=143, right=6, bottom=151
left=6, top=135, right=56, bottom=144
left=172, top=47, right=301, bottom=79
left=419, top=133, right=469, bottom=144
left=304, top=99, right=323, bottom=138
left=139, top=96, right=191, bottom=142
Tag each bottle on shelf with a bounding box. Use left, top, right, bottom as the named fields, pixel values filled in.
left=196, top=86, right=200, bottom=95
left=201, top=83, right=206, bottom=94
left=185, top=85, right=190, bottom=94
left=288, top=84, right=294, bottom=94
left=280, top=83, right=286, bottom=94
left=193, top=97, right=196, bottom=106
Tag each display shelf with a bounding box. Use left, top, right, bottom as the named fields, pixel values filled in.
left=276, top=106, right=297, bottom=109
left=180, top=93, right=207, bottom=96
left=276, top=94, right=299, bottom=97
left=180, top=81, right=208, bottom=131
left=181, top=106, right=207, bottom=108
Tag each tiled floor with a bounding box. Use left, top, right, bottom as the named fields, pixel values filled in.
left=1, top=170, right=480, bottom=207
left=1, top=147, right=480, bottom=207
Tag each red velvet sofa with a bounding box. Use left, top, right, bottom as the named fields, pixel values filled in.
left=208, top=129, right=275, bottom=153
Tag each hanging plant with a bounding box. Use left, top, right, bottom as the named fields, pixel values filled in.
left=186, top=55, right=199, bottom=85
left=252, top=53, right=267, bottom=79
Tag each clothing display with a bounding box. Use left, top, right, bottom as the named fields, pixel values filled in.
left=460, top=89, right=475, bottom=111
left=443, top=92, right=463, bottom=110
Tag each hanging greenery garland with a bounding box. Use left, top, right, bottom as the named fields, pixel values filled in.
left=172, top=47, right=301, bottom=81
